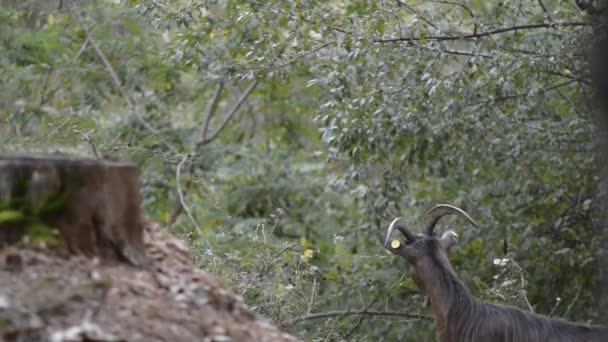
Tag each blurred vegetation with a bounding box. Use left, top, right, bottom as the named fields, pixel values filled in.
left=0, top=0, right=605, bottom=340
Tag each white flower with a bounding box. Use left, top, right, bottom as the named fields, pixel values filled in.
left=493, top=258, right=509, bottom=267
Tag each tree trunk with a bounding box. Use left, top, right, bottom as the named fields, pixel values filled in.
left=0, top=154, right=149, bottom=267
left=587, top=1, right=608, bottom=321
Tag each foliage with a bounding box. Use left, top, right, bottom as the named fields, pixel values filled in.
left=0, top=0, right=604, bottom=340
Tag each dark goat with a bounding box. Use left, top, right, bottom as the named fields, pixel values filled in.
left=383, top=204, right=608, bottom=342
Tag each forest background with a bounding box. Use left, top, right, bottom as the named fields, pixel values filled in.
left=1, top=0, right=606, bottom=340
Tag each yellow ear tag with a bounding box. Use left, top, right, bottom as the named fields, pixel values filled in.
left=390, top=240, right=401, bottom=249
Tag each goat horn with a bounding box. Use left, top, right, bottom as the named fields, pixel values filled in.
left=384, top=217, right=416, bottom=246
left=424, top=204, right=480, bottom=236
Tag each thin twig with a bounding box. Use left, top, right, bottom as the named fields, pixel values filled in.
left=549, top=297, right=562, bottom=317
left=167, top=81, right=226, bottom=226
left=71, top=1, right=174, bottom=152
left=237, top=43, right=330, bottom=71
left=395, top=0, right=439, bottom=30
left=170, top=53, right=259, bottom=224
left=307, top=278, right=317, bottom=315
left=74, top=10, right=132, bottom=108
left=466, top=79, right=578, bottom=107
left=412, top=45, right=493, bottom=59
left=289, top=310, right=430, bottom=324
left=169, top=81, right=258, bottom=223
left=39, top=66, right=57, bottom=108
left=419, top=1, right=476, bottom=20
left=344, top=290, right=386, bottom=338
left=509, top=258, right=534, bottom=313
left=546, top=70, right=591, bottom=85
left=563, top=283, right=583, bottom=319
left=414, top=1, right=480, bottom=34
left=201, top=82, right=226, bottom=142
left=196, top=80, right=259, bottom=149
left=274, top=242, right=299, bottom=258
left=80, top=130, right=99, bottom=158
left=235, top=82, right=257, bottom=139
left=176, top=155, right=203, bottom=234
left=242, top=0, right=351, bottom=35
left=73, top=37, right=90, bottom=62
left=374, top=22, right=588, bottom=43
left=537, top=0, right=553, bottom=22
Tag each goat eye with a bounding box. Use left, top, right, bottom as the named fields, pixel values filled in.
left=390, top=240, right=401, bottom=249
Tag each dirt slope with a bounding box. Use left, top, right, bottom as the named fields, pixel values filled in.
left=0, top=218, right=300, bottom=342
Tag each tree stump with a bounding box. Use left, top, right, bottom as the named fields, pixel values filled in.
left=0, top=154, right=149, bottom=267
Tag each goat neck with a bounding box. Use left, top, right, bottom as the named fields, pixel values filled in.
left=412, top=240, right=476, bottom=335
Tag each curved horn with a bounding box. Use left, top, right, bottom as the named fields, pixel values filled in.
left=385, top=217, right=416, bottom=246
left=424, top=204, right=480, bottom=236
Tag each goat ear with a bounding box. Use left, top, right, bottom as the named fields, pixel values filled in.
left=439, top=230, right=459, bottom=251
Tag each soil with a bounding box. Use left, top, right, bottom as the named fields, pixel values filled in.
left=0, top=218, right=301, bottom=342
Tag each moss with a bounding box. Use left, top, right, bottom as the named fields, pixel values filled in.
left=35, top=190, right=70, bottom=216
left=0, top=210, right=25, bottom=224
left=24, top=222, right=62, bottom=248
left=0, top=174, right=70, bottom=247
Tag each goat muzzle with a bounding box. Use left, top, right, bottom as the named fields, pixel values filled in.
left=384, top=217, right=417, bottom=247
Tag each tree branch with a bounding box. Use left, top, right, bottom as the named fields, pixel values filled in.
left=237, top=43, right=331, bottom=71
left=396, top=0, right=439, bottom=30
left=169, top=81, right=259, bottom=225
left=196, top=80, right=259, bottom=149
left=242, top=0, right=351, bottom=35
left=537, top=0, right=553, bottom=22
left=428, top=1, right=475, bottom=20
left=289, top=310, right=431, bottom=324
left=167, top=81, right=225, bottom=226
left=176, top=155, right=203, bottom=234
left=77, top=17, right=134, bottom=109
left=466, top=79, right=578, bottom=107
left=344, top=290, right=388, bottom=338
left=201, top=82, right=226, bottom=142
left=71, top=1, right=175, bottom=152
left=80, top=130, right=99, bottom=158
left=388, top=44, right=493, bottom=59
left=374, top=22, right=588, bottom=43
left=73, top=37, right=90, bottom=62
left=546, top=70, right=591, bottom=85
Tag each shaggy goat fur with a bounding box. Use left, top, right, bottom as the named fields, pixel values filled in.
left=385, top=205, right=608, bottom=342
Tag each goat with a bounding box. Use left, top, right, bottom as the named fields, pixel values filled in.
left=383, top=204, right=608, bottom=342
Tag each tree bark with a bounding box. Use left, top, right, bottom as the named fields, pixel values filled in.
left=0, top=154, right=149, bottom=267
left=586, top=0, right=608, bottom=321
